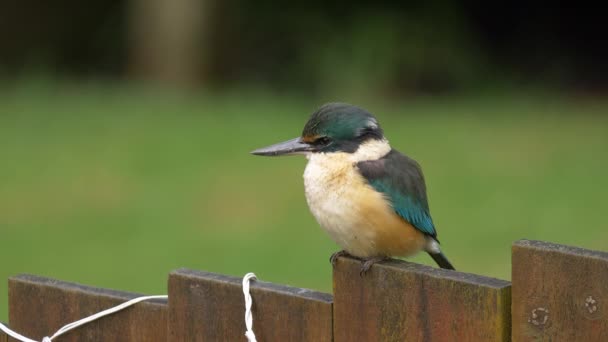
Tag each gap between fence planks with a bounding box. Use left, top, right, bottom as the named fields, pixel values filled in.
left=512, top=239, right=608, bottom=341
left=168, top=268, right=333, bottom=342
left=8, top=274, right=168, bottom=342
left=333, top=256, right=512, bottom=342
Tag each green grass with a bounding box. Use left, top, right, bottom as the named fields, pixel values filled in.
left=1, top=83, right=608, bottom=322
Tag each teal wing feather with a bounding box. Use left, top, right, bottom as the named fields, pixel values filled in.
left=357, top=149, right=437, bottom=238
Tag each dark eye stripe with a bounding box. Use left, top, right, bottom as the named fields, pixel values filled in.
left=314, top=136, right=332, bottom=145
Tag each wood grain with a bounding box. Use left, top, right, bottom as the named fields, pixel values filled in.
left=1, top=323, right=7, bottom=342
left=168, top=268, right=333, bottom=342
left=8, top=274, right=167, bottom=342
left=333, top=256, right=511, bottom=342
left=512, top=239, right=608, bottom=341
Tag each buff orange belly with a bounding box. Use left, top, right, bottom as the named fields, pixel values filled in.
left=303, top=152, right=426, bottom=258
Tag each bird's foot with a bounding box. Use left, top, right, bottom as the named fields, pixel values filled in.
left=330, top=250, right=350, bottom=266
left=359, top=256, right=389, bottom=277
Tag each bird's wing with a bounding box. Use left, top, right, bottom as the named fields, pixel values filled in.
left=356, top=149, right=437, bottom=238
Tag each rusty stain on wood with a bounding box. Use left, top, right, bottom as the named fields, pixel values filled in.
left=333, top=256, right=511, bottom=342
left=512, top=239, right=608, bottom=341
left=168, top=268, right=333, bottom=342
left=8, top=274, right=167, bottom=342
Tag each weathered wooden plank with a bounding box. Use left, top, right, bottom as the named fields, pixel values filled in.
left=512, top=239, right=608, bottom=341
left=8, top=274, right=167, bottom=342
left=1, top=323, right=7, bottom=342
left=333, top=256, right=511, bottom=342
left=168, top=268, right=333, bottom=342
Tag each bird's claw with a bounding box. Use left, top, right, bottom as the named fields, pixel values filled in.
left=359, top=257, right=388, bottom=277
left=330, top=251, right=387, bottom=276
left=330, top=250, right=349, bottom=266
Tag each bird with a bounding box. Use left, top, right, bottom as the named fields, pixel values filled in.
left=251, top=103, right=455, bottom=274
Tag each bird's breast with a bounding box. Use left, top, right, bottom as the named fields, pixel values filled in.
left=303, top=152, right=425, bottom=258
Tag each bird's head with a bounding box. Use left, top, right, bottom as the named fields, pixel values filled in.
left=251, top=103, right=384, bottom=157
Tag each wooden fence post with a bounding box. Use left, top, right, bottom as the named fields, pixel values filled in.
left=1, top=324, right=7, bottom=342
left=168, top=268, right=333, bottom=341
left=512, top=239, right=608, bottom=341
left=333, top=256, right=511, bottom=341
left=8, top=274, right=167, bottom=341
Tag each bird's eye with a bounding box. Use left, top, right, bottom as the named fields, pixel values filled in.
left=315, top=136, right=332, bottom=145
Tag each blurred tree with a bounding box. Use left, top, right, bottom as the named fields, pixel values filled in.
left=127, top=0, right=209, bottom=87
left=0, top=1, right=606, bottom=93
left=0, top=0, right=126, bottom=76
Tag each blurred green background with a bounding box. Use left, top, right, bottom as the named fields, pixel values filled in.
left=1, top=1, right=607, bottom=322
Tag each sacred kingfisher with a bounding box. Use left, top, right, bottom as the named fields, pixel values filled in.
left=251, top=103, right=455, bottom=274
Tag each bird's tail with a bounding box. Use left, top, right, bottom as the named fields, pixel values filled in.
left=429, top=251, right=455, bottom=270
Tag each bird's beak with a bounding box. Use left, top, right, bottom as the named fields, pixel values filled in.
left=251, top=137, right=313, bottom=156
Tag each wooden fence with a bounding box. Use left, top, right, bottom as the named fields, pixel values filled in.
left=2, top=239, right=607, bottom=341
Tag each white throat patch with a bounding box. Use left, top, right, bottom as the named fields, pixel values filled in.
left=351, top=139, right=391, bottom=162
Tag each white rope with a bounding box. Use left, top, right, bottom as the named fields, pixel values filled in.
left=50, top=295, right=168, bottom=340
left=1, top=322, right=38, bottom=342
left=1, top=295, right=167, bottom=342
left=0, top=273, right=260, bottom=342
left=242, top=272, right=257, bottom=342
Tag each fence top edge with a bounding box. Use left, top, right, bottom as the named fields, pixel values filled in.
left=514, top=239, right=608, bottom=260
left=170, top=268, right=333, bottom=303
left=338, top=257, right=511, bottom=289
left=9, top=274, right=168, bottom=306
